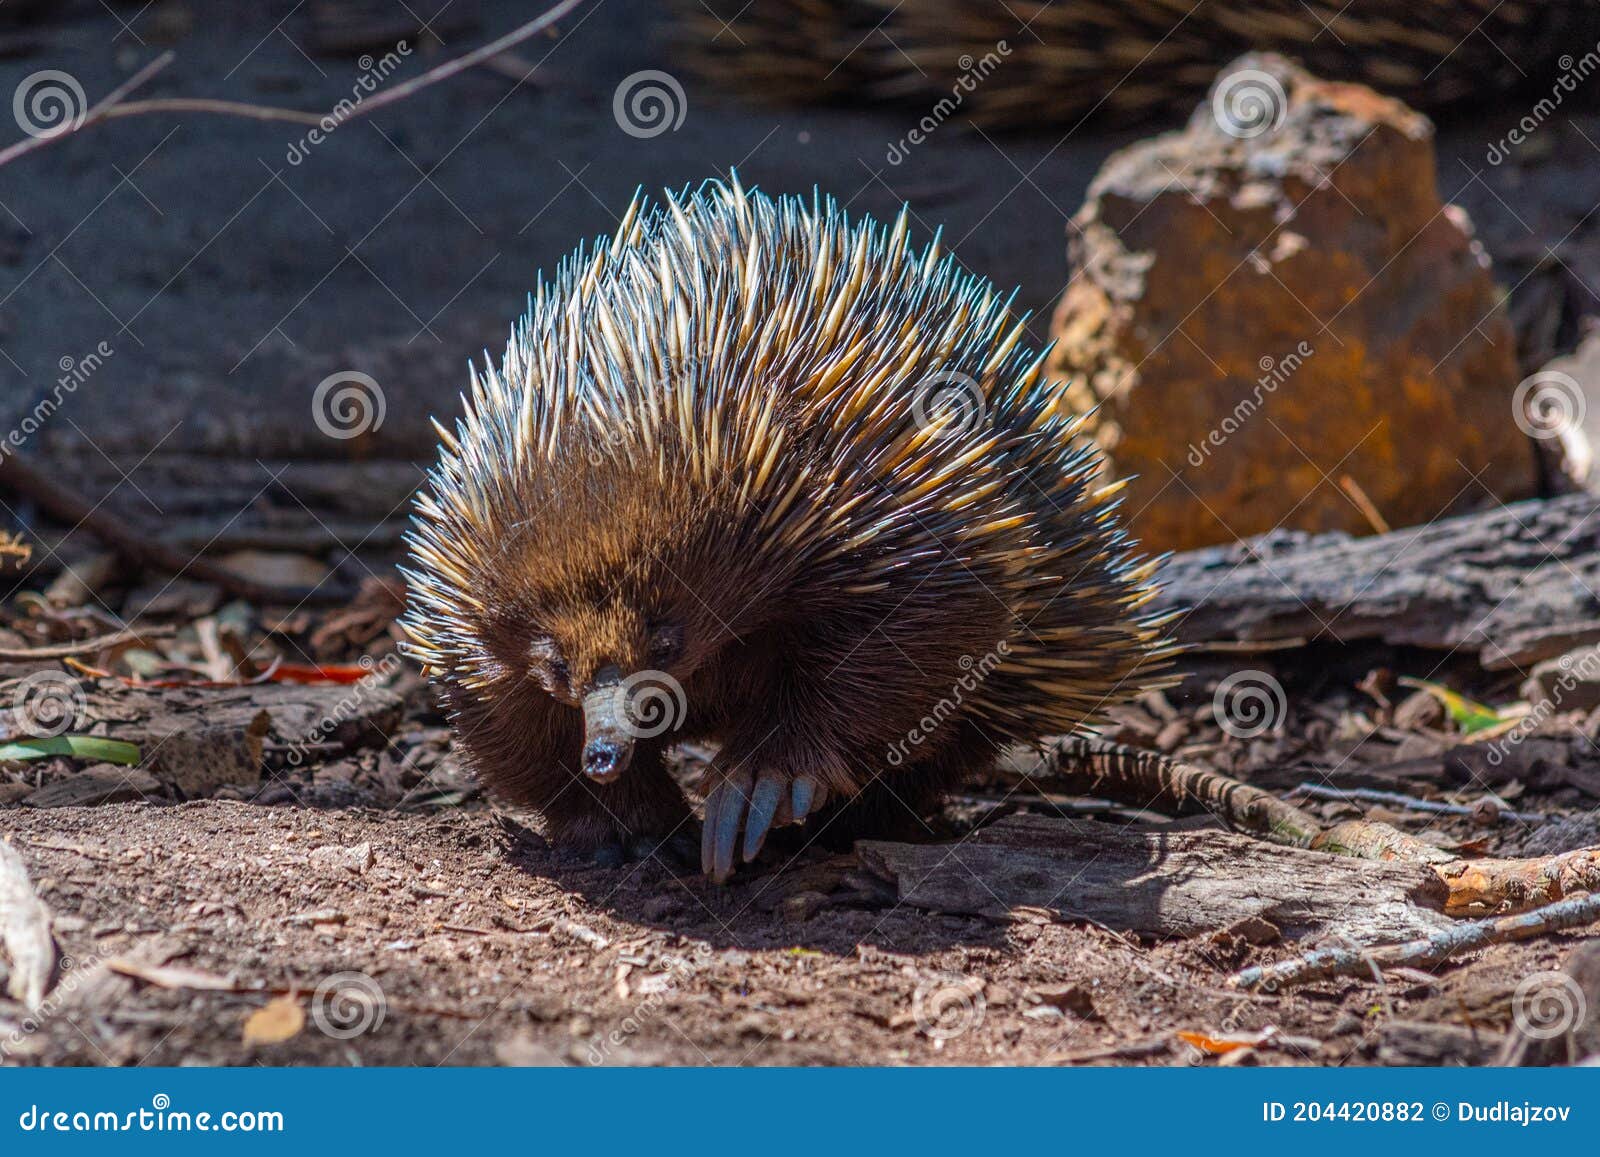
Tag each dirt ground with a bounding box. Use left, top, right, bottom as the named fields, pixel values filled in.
left=0, top=793, right=1585, bottom=1068
left=2, top=2, right=1600, bottom=1069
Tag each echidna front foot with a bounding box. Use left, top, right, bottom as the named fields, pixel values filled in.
left=699, top=764, right=830, bottom=883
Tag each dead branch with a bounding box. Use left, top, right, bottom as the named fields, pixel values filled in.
left=859, top=814, right=1450, bottom=940
left=0, top=0, right=588, bottom=170
left=1034, top=737, right=1597, bottom=917
left=0, top=624, right=174, bottom=660
left=1311, top=819, right=1455, bottom=865
left=1436, top=848, right=1600, bottom=917
left=0, top=836, right=54, bottom=1010
left=1290, top=783, right=1547, bottom=825
left=1017, top=736, right=1325, bottom=846
left=1232, top=891, right=1600, bottom=990
left=0, top=452, right=350, bottom=605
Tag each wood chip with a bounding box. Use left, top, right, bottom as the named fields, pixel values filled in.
left=243, top=996, right=305, bottom=1045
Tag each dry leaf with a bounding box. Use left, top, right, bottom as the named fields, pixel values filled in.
left=243, top=996, right=305, bottom=1045
left=1177, top=1029, right=1270, bottom=1055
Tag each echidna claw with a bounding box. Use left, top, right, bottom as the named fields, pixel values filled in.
left=702, top=775, right=750, bottom=882
left=702, top=772, right=830, bottom=883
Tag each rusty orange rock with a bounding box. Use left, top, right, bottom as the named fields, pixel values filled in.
left=1048, top=54, right=1536, bottom=553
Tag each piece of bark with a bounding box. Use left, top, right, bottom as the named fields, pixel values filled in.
left=23, top=765, right=161, bottom=808
left=857, top=815, right=1450, bottom=941
left=1435, top=847, right=1600, bottom=917
left=0, top=836, right=53, bottom=1009
left=1153, top=493, right=1600, bottom=668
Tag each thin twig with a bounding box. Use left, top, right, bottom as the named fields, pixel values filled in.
left=0, top=624, right=174, bottom=659
left=1291, top=782, right=1546, bottom=825
left=1232, top=891, right=1600, bottom=990
left=0, top=0, right=588, bottom=170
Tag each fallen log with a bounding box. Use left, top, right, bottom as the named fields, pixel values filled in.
left=1152, top=492, right=1600, bottom=669
left=858, top=814, right=1451, bottom=941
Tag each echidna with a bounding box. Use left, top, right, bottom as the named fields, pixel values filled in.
left=677, top=0, right=1600, bottom=128
left=402, top=178, right=1176, bottom=882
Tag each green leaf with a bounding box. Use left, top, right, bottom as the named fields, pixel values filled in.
left=1397, top=677, right=1505, bottom=736
left=0, top=735, right=142, bottom=765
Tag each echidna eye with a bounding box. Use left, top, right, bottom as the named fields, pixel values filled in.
left=646, top=625, right=683, bottom=664
left=528, top=636, right=568, bottom=686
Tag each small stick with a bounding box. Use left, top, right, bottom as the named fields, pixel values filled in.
left=1338, top=474, right=1391, bottom=535
left=0, top=0, right=588, bottom=170
left=1232, top=891, right=1600, bottom=990
left=1021, top=736, right=1324, bottom=847
left=1291, top=782, right=1546, bottom=825
left=0, top=624, right=174, bottom=659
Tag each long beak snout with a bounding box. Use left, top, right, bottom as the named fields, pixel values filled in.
left=581, top=668, right=634, bottom=783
